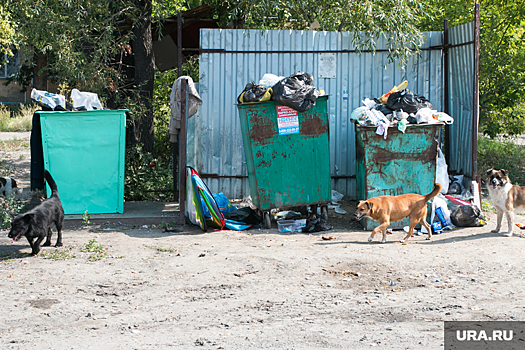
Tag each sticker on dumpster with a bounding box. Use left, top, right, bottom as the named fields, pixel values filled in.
left=276, top=106, right=299, bottom=135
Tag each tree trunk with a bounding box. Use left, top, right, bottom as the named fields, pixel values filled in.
left=33, top=49, right=48, bottom=90
left=131, top=0, right=155, bottom=153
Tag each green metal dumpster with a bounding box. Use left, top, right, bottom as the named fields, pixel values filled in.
left=237, top=96, right=331, bottom=228
left=38, top=109, right=127, bottom=215
left=355, top=122, right=444, bottom=230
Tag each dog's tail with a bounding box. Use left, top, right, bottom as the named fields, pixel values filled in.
left=424, top=183, right=441, bottom=201
left=44, top=170, right=59, bottom=197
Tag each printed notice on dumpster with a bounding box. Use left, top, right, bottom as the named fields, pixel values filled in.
left=276, top=106, right=299, bottom=135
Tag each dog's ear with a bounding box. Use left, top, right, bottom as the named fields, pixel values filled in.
left=486, top=168, right=494, bottom=176
left=366, top=201, right=373, bottom=210
left=501, top=169, right=509, bottom=177
left=19, top=213, right=35, bottom=224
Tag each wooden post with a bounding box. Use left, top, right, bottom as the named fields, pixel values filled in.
left=178, top=79, right=188, bottom=220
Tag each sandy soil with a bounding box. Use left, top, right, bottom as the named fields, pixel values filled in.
left=1, top=136, right=525, bottom=349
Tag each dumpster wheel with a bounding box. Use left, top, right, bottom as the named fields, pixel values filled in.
left=320, top=205, right=328, bottom=221
left=263, top=212, right=272, bottom=229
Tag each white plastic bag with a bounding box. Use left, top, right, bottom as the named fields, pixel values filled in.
left=434, top=112, right=454, bottom=124
left=71, top=89, right=103, bottom=110
left=331, top=190, right=344, bottom=204
left=362, top=98, right=377, bottom=109
left=436, top=148, right=449, bottom=194
left=258, top=73, right=284, bottom=88
left=31, top=88, right=66, bottom=110
left=415, top=108, right=438, bottom=124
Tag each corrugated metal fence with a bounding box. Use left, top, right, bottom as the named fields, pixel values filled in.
left=447, top=22, right=476, bottom=178
left=191, top=25, right=475, bottom=200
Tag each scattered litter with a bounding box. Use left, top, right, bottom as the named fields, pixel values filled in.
left=277, top=220, right=296, bottom=233
left=303, top=215, right=332, bottom=233
left=335, top=207, right=347, bottom=215
left=322, top=236, right=335, bottom=240
left=233, top=270, right=259, bottom=277
left=274, top=211, right=302, bottom=221
left=331, top=190, right=344, bottom=204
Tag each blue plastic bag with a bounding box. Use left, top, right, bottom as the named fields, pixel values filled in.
left=200, top=192, right=235, bottom=217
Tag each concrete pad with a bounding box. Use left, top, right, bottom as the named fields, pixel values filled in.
left=63, top=201, right=184, bottom=227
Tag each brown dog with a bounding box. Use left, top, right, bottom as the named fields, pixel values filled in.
left=354, top=184, right=441, bottom=243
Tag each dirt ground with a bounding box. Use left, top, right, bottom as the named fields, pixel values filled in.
left=1, top=134, right=525, bottom=349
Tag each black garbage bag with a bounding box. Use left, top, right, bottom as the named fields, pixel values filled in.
left=373, top=103, right=393, bottom=116
left=271, top=72, right=319, bottom=112
left=237, top=81, right=271, bottom=103
left=303, top=215, right=332, bottom=233
left=450, top=205, right=485, bottom=227
left=386, top=89, right=433, bottom=114
left=223, top=207, right=262, bottom=225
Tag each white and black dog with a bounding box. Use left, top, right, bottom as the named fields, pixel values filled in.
left=0, top=177, right=22, bottom=196
left=486, top=168, right=525, bottom=237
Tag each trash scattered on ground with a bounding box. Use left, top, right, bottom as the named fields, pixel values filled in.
left=273, top=210, right=302, bottom=221
left=330, top=190, right=347, bottom=214
left=277, top=220, right=296, bottom=233
left=233, top=270, right=259, bottom=277
left=450, top=205, right=486, bottom=227
left=303, top=215, right=332, bottom=233
left=322, top=236, right=335, bottom=240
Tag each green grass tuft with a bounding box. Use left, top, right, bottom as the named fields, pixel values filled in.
left=81, top=239, right=108, bottom=261
left=41, top=248, right=76, bottom=260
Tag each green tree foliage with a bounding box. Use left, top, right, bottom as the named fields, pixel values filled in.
left=0, top=5, right=18, bottom=60
left=420, top=0, right=525, bottom=138
left=201, top=0, right=425, bottom=64
left=6, top=0, right=137, bottom=100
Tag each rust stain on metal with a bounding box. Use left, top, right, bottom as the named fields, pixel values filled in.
left=300, top=112, right=327, bottom=139
left=258, top=160, right=271, bottom=168
left=248, top=109, right=276, bottom=145
left=256, top=150, right=263, bottom=158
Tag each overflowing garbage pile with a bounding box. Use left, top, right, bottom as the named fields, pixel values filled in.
left=237, top=72, right=324, bottom=112
left=31, top=88, right=104, bottom=111
left=350, top=81, right=454, bottom=138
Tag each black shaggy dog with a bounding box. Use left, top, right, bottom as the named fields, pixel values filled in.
left=8, top=171, right=64, bottom=256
